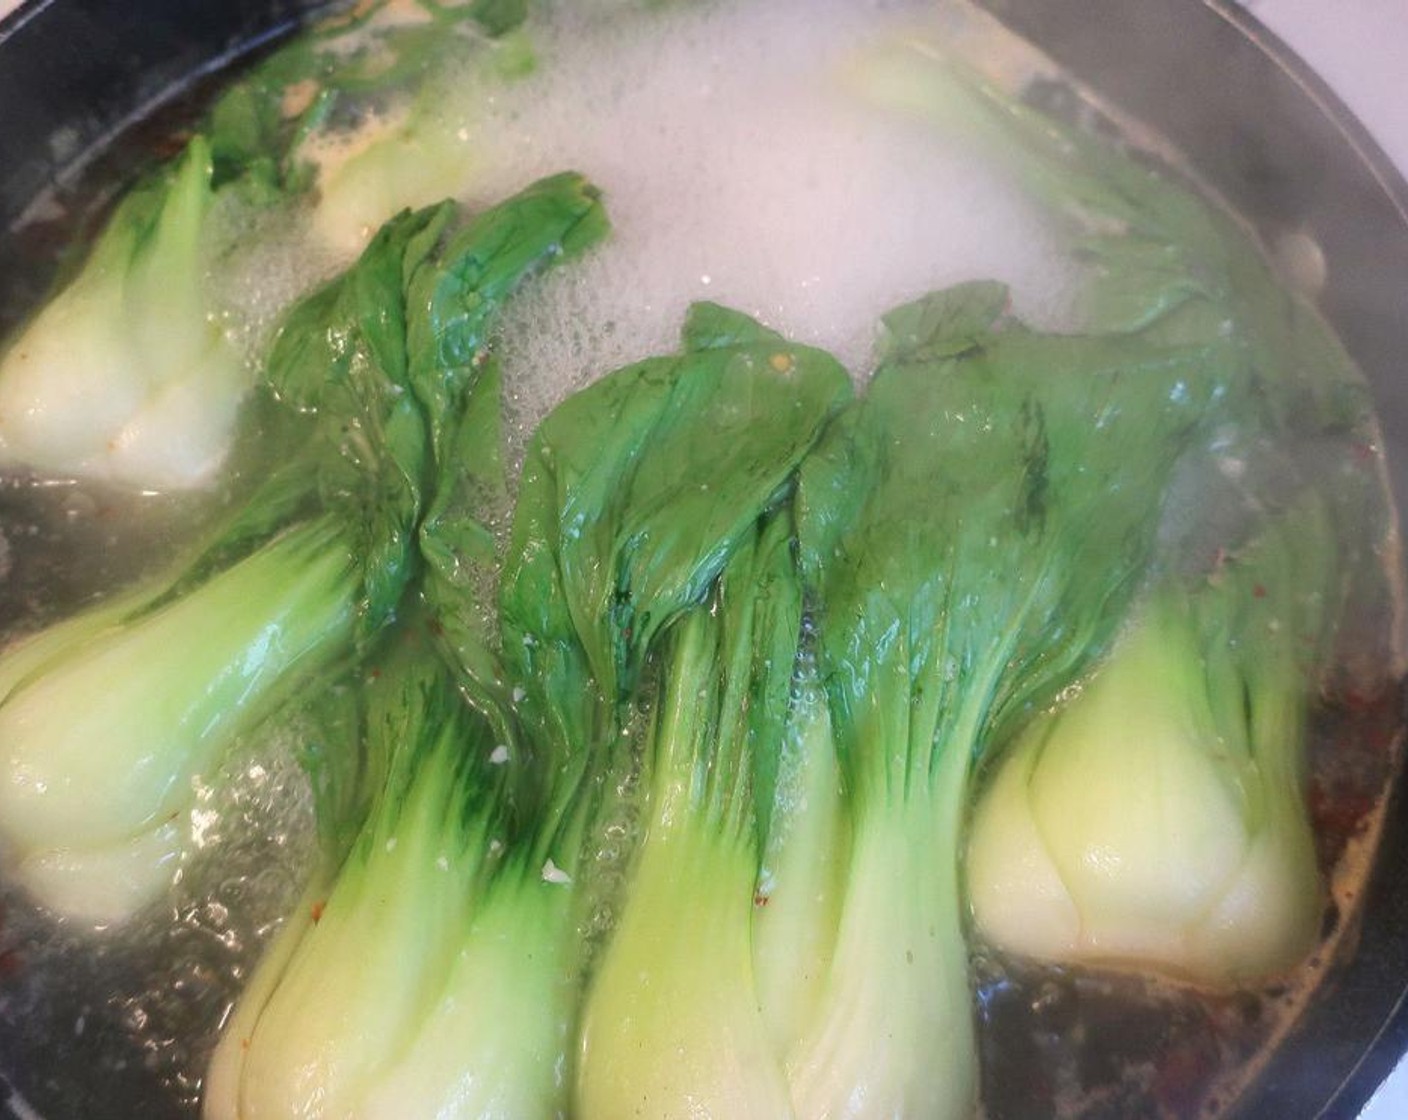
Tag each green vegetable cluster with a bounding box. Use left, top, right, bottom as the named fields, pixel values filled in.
left=0, top=0, right=533, bottom=489
left=0, top=9, right=1394, bottom=1120
left=0, top=171, right=607, bottom=924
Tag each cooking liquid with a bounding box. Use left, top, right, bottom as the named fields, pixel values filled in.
left=0, top=1, right=1404, bottom=1117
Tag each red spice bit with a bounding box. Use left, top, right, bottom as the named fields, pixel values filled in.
left=1340, top=683, right=1383, bottom=712
left=310, top=900, right=326, bottom=924
left=1252, top=584, right=1267, bottom=599
left=425, top=617, right=445, bottom=638
left=151, top=130, right=194, bottom=160
left=1307, top=779, right=1377, bottom=848
left=240, top=1037, right=251, bottom=1052
left=1152, top=1040, right=1218, bottom=1117
left=368, top=667, right=382, bottom=681
left=753, top=892, right=770, bottom=908
left=1202, top=990, right=1266, bottom=1057
left=1364, top=714, right=1404, bottom=754
left=1338, top=681, right=1407, bottom=749
left=1337, top=679, right=1407, bottom=735
left=0, top=947, right=16, bottom=989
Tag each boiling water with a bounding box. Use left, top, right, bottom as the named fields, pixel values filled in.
left=0, top=0, right=1403, bottom=1117
left=462, top=0, right=1079, bottom=450
left=199, top=0, right=1082, bottom=461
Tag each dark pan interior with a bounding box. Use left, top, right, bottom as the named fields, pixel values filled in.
left=1, top=1, right=1406, bottom=1117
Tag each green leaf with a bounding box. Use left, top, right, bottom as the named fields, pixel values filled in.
left=877, top=279, right=1009, bottom=364
left=510, top=303, right=848, bottom=700
left=501, top=303, right=852, bottom=768
left=411, top=172, right=610, bottom=697
left=468, top=0, right=530, bottom=37
left=786, top=283, right=1231, bottom=1117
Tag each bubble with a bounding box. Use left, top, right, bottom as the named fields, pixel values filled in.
left=477, top=0, right=1077, bottom=462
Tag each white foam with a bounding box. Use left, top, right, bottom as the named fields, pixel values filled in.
left=204, top=0, right=1076, bottom=457
left=453, top=0, right=1077, bottom=447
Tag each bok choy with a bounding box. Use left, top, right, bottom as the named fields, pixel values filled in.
left=203, top=627, right=524, bottom=1120
left=208, top=298, right=847, bottom=1119
left=0, top=174, right=606, bottom=924
left=784, top=280, right=1228, bottom=1119
left=966, top=498, right=1338, bottom=986
left=0, top=0, right=531, bottom=492
left=500, top=301, right=849, bottom=1119
left=0, top=139, right=244, bottom=489
left=575, top=513, right=802, bottom=1120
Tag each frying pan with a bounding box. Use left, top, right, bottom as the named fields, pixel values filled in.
left=0, top=1, right=1405, bottom=1117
